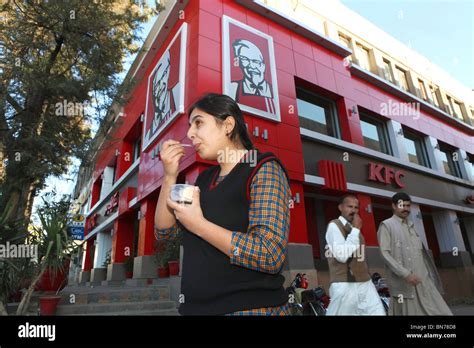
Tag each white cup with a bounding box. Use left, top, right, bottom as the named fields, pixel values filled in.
left=170, top=184, right=196, bottom=205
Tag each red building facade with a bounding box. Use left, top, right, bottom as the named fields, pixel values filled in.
left=77, top=0, right=474, bottom=300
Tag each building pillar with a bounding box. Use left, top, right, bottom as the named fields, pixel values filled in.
left=462, top=216, right=474, bottom=257
left=426, top=136, right=444, bottom=172
left=100, top=166, right=115, bottom=200
left=282, top=181, right=317, bottom=288
left=432, top=210, right=471, bottom=268
left=355, top=193, right=377, bottom=246
left=128, top=198, right=158, bottom=283
left=386, top=119, right=409, bottom=161
left=116, top=141, right=134, bottom=178
left=458, top=149, right=473, bottom=182
left=89, top=231, right=112, bottom=285
left=79, top=238, right=94, bottom=284
left=409, top=203, right=429, bottom=249
left=112, top=218, right=135, bottom=263
left=355, top=193, right=387, bottom=270
left=105, top=218, right=136, bottom=283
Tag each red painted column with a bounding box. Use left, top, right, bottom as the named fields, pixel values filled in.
left=112, top=218, right=135, bottom=263
left=356, top=193, right=378, bottom=246
left=337, top=99, right=365, bottom=147
left=304, top=196, right=320, bottom=257
left=83, top=238, right=95, bottom=271
left=90, top=178, right=102, bottom=207
left=288, top=182, right=308, bottom=244
left=116, top=141, right=134, bottom=179
left=137, top=198, right=157, bottom=256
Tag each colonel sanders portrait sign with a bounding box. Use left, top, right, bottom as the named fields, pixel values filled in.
left=143, top=23, right=187, bottom=151
left=222, top=16, right=280, bottom=121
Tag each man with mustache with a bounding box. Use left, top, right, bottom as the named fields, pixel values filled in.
left=377, top=192, right=452, bottom=315
left=325, top=194, right=385, bottom=315
left=230, top=39, right=276, bottom=115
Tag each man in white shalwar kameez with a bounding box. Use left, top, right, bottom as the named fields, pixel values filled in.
left=325, top=194, right=386, bottom=315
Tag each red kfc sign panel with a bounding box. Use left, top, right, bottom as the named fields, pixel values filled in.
left=222, top=16, right=280, bottom=122
left=143, top=23, right=187, bottom=151
left=368, top=162, right=405, bottom=188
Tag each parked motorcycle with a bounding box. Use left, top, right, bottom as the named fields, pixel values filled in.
left=371, top=272, right=390, bottom=314
left=286, top=273, right=329, bottom=316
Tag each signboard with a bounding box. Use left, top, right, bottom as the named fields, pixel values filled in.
left=223, top=15, right=280, bottom=121
left=142, top=22, right=187, bottom=151
left=104, top=192, right=119, bottom=216
left=69, top=226, right=84, bottom=240
left=368, top=162, right=405, bottom=188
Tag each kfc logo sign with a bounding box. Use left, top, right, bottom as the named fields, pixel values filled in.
left=368, top=162, right=405, bottom=188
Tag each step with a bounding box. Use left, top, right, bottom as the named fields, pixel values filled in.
left=70, top=308, right=180, bottom=316
left=55, top=300, right=177, bottom=315
left=57, top=285, right=171, bottom=305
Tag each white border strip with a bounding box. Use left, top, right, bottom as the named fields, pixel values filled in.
left=304, top=174, right=325, bottom=185
left=128, top=197, right=138, bottom=209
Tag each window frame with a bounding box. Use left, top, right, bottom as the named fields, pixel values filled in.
left=438, top=142, right=463, bottom=178
left=467, top=153, right=474, bottom=179
left=132, top=136, right=141, bottom=163
left=359, top=112, right=392, bottom=155
left=338, top=33, right=353, bottom=62
left=429, top=85, right=441, bottom=108
left=296, top=87, right=341, bottom=139
left=355, top=43, right=371, bottom=72
left=402, top=128, right=431, bottom=168
left=382, top=58, right=394, bottom=83
left=395, top=66, right=410, bottom=92
left=417, top=79, right=428, bottom=100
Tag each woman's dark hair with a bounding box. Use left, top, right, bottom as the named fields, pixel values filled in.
left=188, top=93, right=254, bottom=150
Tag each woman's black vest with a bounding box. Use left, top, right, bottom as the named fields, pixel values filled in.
left=178, top=150, right=291, bottom=315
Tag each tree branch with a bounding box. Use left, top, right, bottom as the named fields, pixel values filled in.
left=6, top=94, right=22, bottom=114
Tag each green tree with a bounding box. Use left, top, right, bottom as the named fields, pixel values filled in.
left=0, top=0, right=155, bottom=235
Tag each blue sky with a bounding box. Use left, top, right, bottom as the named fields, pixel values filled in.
left=340, top=0, right=474, bottom=88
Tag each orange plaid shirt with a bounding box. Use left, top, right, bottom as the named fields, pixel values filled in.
left=155, top=160, right=291, bottom=315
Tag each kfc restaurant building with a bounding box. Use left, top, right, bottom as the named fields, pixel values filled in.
left=76, top=0, right=474, bottom=300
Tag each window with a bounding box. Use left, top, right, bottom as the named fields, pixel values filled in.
left=338, top=34, right=352, bottom=61
left=418, top=79, right=428, bottom=100
left=403, top=128, right=430, bottom=167
left=430, top=85, right=441, bottom=107
left=111, top=163, right=117, bottom=185
left=467, top=153, right=474, bottom=178
left=438, top=143, right=462, bottom=178
left=296, top=88, right=340, bottom=138
left=356, top=43, right=371, bottom=71
left=445, top=96, right=454, bottom=116
left=448, top=97, right=464, bottom=121
left=338, top=34, right=351, bottom=48
left=133, top=136, right=141, bottom=162
left=396, top=66, right=409, bottom=91
left=359, top=113, right=392, bottom=155
left=382, top=58, right=394, bottom=83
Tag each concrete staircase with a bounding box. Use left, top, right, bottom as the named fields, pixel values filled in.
left=54, top=283, right=179, bottom=316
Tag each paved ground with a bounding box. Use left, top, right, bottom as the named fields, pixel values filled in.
left=449, top=304, right=474, bottom=315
